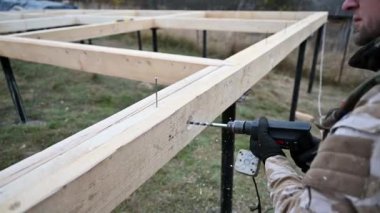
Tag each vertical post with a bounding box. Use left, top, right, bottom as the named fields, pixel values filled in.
left=221, top=103, right=236, bottom=213
left=337, top=19, right=352, bottom=83
left=137, top=31, right=142, bottom=50
left=307, top=26, right=323, bottom=93
left=88, top=39, right=92, bottom=45
left=289, top=40, right=307, bottom=121
left=1, top=57, right=27, bottom=123
left=151, top=28, right=158, bottom=52
left=203, top=30, right=207, bottom=58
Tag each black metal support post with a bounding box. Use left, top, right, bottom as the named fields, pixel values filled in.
left=221, top=103, right=236, bottom=213
left=137, top=31, right=142, bottom=50
left=1, top=57, right=27, bottom=123
left=289, top=40, right=307, bottom=121
left=307, top=26, right=323, bottom=93
left=151, top=28, right=158, bottom=52
left=203, top=30, right=207, bottom=58
left=337, top=19, right=352, bottom=83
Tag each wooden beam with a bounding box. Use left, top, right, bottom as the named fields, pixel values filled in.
left=0, top=12, right=327, bottom=212
left=155, top=17, right=295, bottom=33
left=75, top=15, right=137, bottom=25
left=12, top=18, right=154, bottom=42
left=0, top=36, right=225, bottom=85
left=206, top=11, right=314, bottom=20
left=0, top=16, right=78, bottom=34
left=0, top=10, right=103, bottom=21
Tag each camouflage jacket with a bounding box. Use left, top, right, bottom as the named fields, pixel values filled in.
left=264, top=38, right=380, bottom=212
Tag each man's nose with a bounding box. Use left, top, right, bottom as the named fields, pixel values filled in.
left=342, top=0, right=359, bottom=11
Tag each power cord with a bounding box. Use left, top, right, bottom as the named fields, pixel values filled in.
left=250, top=177, right=262, bottom=213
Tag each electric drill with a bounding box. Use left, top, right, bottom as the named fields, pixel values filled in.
left=188, top=119, right=312, bottom=149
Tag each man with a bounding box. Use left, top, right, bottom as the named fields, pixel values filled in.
left=251, top=0, right=380, bottom=211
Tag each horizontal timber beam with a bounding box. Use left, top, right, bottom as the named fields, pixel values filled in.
left=0, top=12, right=327, bottom=212
left=0, top=16, right=77, bottom=34
left=205, top=11, right=314, bottom=20
left=155, top=17, right=295, bottom=33
left=12, top=18, right=154, bottom=42
left=0, top=10, right=103, bottom=21
left=0, top=36, right=226, bottom=85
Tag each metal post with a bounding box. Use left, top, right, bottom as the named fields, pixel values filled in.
left=88, top=39, right=92, bottom=45
left=203, top=30, right=207, bottom=58
left=151, top=28, right=158, bottom=52
left=307, top=26, right=323, bottom=93
left=289, top=40, right=307, bottom=121
left=137, top=31, right=142, bottom=50
left=337, top=19, right=352, bottom=83
left=221, top=103, right=236, bottom=213
left=1, top=57, right=27, bottom=123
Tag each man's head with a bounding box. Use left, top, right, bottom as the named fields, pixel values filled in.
left=342, top=0, right=380, bottom=45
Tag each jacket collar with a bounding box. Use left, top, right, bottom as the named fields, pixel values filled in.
left=349, top=37, right=380, bottom=72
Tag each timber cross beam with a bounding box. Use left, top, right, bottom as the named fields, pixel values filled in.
left=0, top=9, right=327, bottom=212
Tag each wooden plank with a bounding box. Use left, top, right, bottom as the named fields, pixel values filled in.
left=12, top=18, right=154, bottom=42
left=155, top=17, right=295, bottom=33
left=11, top=12, right=205, bottom=41
left=75, top=15, right=137, bottom=25
left=206, top=11, right=314, bottom=20
left=75, top=11, right=205, bottom=25
left=0, top=36, right=225, bottom=85
left=0, top=12, right=327, bottom=213
left=0, top=16, right=77, bottom=34
left=0, top=10, right=102, bottom=21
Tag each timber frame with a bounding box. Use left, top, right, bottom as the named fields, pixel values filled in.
left=0, top=9, right=327, bottom=212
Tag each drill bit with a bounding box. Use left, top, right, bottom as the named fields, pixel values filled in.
left=188, top=121, right=228, bottom=128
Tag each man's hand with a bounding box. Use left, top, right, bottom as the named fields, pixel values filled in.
left=290, top=133, right=320, bottom=172
left=250, top=117, right=285, bottom=163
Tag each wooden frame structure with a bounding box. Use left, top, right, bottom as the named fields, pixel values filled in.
left=0, top=10, right=327, bottom=212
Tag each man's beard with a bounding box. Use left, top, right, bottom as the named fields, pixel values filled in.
left=353, top=24, right=380, bottom=46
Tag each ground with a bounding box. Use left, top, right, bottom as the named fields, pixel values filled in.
left=0, top=33, right=358, bottom=212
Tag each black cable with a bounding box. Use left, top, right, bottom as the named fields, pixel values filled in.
left=250, top=177, right=262, bottom=213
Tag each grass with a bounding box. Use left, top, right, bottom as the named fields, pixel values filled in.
left=0, top=32, right=354, bottom=212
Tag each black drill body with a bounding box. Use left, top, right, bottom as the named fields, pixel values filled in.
left=226, top=120, right=311, bottom=149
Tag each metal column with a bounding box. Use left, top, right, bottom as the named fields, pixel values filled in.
left=307, top=26, right=323, bottom=93
left=220, top=103, right=236, bottom=213
left=203, top=30, right=207, bottom=58
left=337, top=19, right=352, bottom=83
left=289, top=40, right=307, bottom=121
left=137, top=31, right=143, bottom=50
left=151, top=28, right=158, bottom=52
left=1, top=57, right=27, bottom=123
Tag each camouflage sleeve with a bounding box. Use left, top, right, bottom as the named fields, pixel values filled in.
left=264, top=155, right=309, bottom=211
left=264, top=155, right=356, bottom=212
